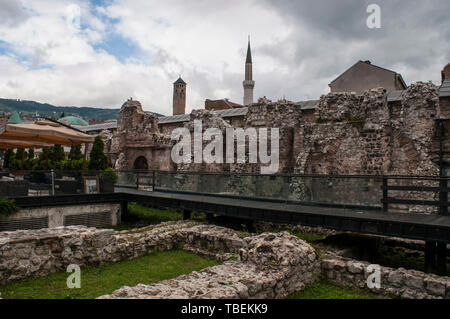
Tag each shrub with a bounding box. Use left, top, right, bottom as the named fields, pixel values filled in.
left=0, top=197, right=19, bottom=217
left=88, top=136, right=109, bottom=171
left=49, top=144, right=65, bottom=164
left=98, top=168, right=118, bottom=184
left=68, top=144, right=83, bottom=161
left=3, top=149, right=14, bottom=169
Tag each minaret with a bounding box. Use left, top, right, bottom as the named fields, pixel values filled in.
left=173, top=77, right=186, bottom=115
left=243, top=37, right=255, bottom=106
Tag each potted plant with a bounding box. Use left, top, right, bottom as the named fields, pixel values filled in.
left=0, top=197, right=19, bottom=219
left=98, top=168, right=118, bottom=193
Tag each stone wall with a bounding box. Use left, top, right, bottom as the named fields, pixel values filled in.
left=321, top=252, right=450, bottom=299
left=1, top=223, right=450, bottom=299
left=99, top=232, right=320, bottom=299
left=0, top=222, right=320, bottom=299
left=109, top=99, right=174, bottom=170
left=106, top=82, right=445, bottom=185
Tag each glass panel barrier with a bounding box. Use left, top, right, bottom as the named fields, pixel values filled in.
left=153, top=171, right=385, bottom=209
left=2, top=169, right=447, bottom=214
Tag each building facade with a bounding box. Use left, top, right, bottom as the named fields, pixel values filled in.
left=329, top=60, right=407, bottom=94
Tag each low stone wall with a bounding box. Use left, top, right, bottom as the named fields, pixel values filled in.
left=0, top=221, right=194, bottom=284
left=99, top=232, right=320, bottom=299
left=1, top=222, right=449, bottom=299
left=321, top=252, right=450, bottom=299
left=0, top=222, right=320, bottom=299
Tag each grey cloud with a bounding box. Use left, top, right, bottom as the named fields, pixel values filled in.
left=254, top=0, right=450, bottom=98
left=0, top=0, right=29, bottom=27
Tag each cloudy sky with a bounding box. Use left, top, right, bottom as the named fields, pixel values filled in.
left=0, top=0, right=449, bottom=116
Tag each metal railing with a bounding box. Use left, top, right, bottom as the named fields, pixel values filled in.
left=381, top=176, right=449, bottom=215
left=2, top=169, right=449, bottom=215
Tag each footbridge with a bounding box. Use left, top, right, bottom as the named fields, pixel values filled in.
left=6, top=170, right=450, bottom=274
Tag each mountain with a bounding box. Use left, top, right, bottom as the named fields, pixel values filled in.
left=0, top=98, right=163, bottom=121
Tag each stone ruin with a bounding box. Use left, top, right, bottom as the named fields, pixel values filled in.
left=96, top=79, right=450, bottom=212
left=1, top=222, right=449, bottom=299
left=104, top=81, right=445, bottom=177
left=109, top=99, right=174, bottom=171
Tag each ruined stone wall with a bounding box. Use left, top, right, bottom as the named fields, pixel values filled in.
left=99, top=232, right=320, bottom=299
left=109, top=100, right=174, bottom=170
left=0, top=221, right=217, bottom=285
left=158, top=122, right=184, bottom=135
left=0, top=222, right=320, bottom=299
left=107, top=82, right=444, bottom=185
left=294, top=83, right=439, bottom=176
left=1, top=223, right=450, bottom=299
left=322, top=252, right=450, bottom=299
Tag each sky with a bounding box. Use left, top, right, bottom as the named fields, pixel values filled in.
left=0, top=0, right=449, bottom=116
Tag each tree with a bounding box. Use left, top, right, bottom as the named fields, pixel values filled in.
left=68, top=144, right=83, bottom=161
left=3, top=149, right=14, bottom=169
left=15, top=148, right=25, bottom=161
left=27, top=149, right=34, bottom=160
left=88, top=136, right=109, bottom=171
left=49, top=144, right=65, bottom=164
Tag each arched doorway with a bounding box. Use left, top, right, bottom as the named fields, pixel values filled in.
left=133, top=156, right=148, bottom=170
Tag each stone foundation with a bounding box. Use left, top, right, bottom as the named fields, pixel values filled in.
left=1, top=223, right=449, bottom=299
left=321, top=252, right=450, bottom=299
left=98, top=232, right=320, bottom=299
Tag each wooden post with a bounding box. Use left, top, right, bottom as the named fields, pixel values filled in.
left=81, top=143, right=88, bottom=176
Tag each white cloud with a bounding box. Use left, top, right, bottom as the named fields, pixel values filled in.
left=0, top=0, right=449, bottom=116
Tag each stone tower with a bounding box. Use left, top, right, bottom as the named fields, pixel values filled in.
left=243, top=37, right=255, bottom=106
left=173, top=77, right=186, bottom=115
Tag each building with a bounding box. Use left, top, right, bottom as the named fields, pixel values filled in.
left=439, top=63, right=450, bottom=118
left=329, top=60, right=407, bottom=94
left=204, top=99, right=244, bottom=111
left=173, top=77, right=187, bottom=115
left=59, top=116, right=89, bottom=127
left=8, top=111, right=22, bottom=124
left=442, top=63, right=450, bottom=84
left=243, top=38, right=255, bottom=105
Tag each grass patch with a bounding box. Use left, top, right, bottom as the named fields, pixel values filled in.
left=127, top=203, right=183, bottom=224
left=288, top=278, right=379, bottom=299
left=0, top=250, right=220, bottom=299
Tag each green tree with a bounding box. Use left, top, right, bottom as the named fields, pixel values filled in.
left=37, top=148, right=50, bottom=170
left=68, top=144, right=83, bottom=161
left=15, top=148, right=25, bottom=161
left=27, top=149, right=34, bottom=160
left=49, top=144, right=65, bottom=164
left=3, top=149, right=14, bottom=169
left=88, top=136, right=109, bottom=171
